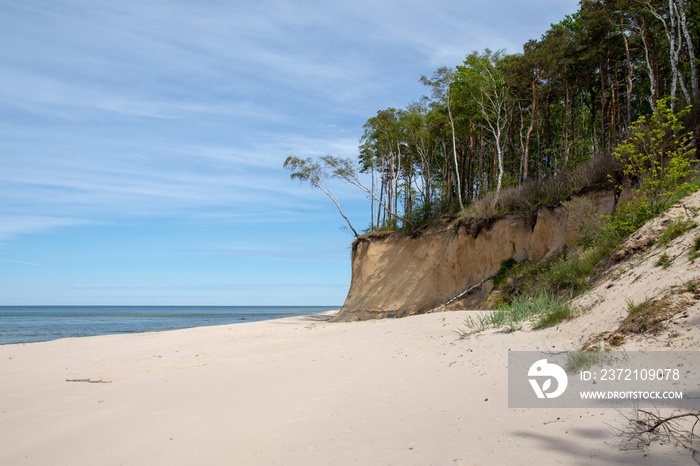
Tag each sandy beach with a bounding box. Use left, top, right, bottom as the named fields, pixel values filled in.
left=1, top=309, right=695, bottom=466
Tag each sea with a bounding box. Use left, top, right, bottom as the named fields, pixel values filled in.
left=0, top=305, right=339, bottom=345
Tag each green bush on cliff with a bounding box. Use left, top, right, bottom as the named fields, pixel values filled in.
left=492, top=258, right=517, bottom=288
left=497, top=245, right=605, bottom=301
left=612, top=98, right=698, bottom=221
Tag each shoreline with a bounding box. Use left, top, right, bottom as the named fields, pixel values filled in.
left=0, top=306, right=340, bottom=346
left=0, top=309, right=693, bottom=465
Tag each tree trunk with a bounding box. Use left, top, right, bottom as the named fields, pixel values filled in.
left=674, top=0, right=697, bottom=102
left=477, top=130, right=484, bottom=198
left=370, top=163, right=376, bottom=230
left=447, top=104, right=463, bottom=209
left=600, top=65, right=607, bottom=149
left=639, top=24, right=659, bottom=111
left=564, top=68, right=570, bottom=165
left=622, top=30, right=634, bottom=128
left=537, top=119, right=542, bottom=180
left=647, top=0, right=691, bottom=110
left=494, top=127, right=504, bottom=204
left=523, top=74, right=540, bottom=182
left=395, top=141, right=400, bottom=220
left=609, top=58, right=617, bottom=146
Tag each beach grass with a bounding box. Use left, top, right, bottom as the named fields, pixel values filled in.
left=457, top=293, right=576, bottom=336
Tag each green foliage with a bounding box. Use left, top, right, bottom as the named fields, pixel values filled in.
left=456, top=98, right=700, bottom=337
left=495, top=198, right=636, bottom=309
left=613, top=98, right=698, bottom=219
left=603, top=205, right=653, bottom=240
left=548, top=247, right=605, bottom=291
left=493, top=157, right=700, bottom=316
left=492, top=258, right=517, bottom=288
left=576, top=214, right=623, bottom=254
left=666, top=178, right=700, bottom=209
left=498, top=240, right=612, bottom=301
left=283, top=155, right=325, bottom=186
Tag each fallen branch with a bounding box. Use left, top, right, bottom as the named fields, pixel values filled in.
left=615, top=405, right=700, bottom=451
left=638, top=410, right=700, bottom=435
left=426, top=273, right=496, bottom=314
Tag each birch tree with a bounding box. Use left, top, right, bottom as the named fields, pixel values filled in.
left=320, top=155, right=412, bottom=227
left=674, top=0, right=698, bottom=103
left=283, top=156, right=359, bottom=237
left=420, top=67, right=463, bottom=208
left=401, top=100, right=438, bottom=209
left=457, top=50, right=511, bottom=203
left=644, top=0, right=692, bottom=110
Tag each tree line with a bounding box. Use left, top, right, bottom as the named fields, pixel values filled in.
left=286, top=0, right=699, bottom=236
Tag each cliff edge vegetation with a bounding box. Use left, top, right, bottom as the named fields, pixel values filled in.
left=334, top=97, right=699, bottom=321
left=285, top=1, right=700, bottom=239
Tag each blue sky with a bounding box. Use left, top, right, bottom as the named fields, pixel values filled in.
left=0, top=0, right=580, bottom=306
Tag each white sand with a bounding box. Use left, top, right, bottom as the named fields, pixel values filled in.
left=0, top=309, right=694, bottom=465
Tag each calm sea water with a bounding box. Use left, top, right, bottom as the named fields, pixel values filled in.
left=0, top=306, right=339, bottom=345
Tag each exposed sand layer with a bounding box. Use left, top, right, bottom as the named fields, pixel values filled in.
left=0, top=310, right=695, bottom=465
left=336, top=185, right=616, bottom=321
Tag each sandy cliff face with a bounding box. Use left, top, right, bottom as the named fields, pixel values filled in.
left=334, top=186, right=617, bottom=321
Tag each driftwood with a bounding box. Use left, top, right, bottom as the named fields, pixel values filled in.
left=426, top=273, right=496, bottom=314
left=615, top=406, right=700, bottom=453
left=66, top=378, right=112, bottom=384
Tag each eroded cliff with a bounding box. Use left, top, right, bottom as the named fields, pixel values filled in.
left=333, top=185, right=617, bottom=321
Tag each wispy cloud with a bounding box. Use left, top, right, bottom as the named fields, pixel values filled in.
left=0, top=259, right=44, bottom=267
left=0, top=131, right=364, bottom=227
left=0, top=216, right=95, bottom=240
left=0, top=3, right=580, bottom=225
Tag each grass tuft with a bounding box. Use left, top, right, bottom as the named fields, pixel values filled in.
left=657, top=217, right=698, bottom=246
left=655, top=251, right=672, bottom=268
left=689, top=235, right=700, bottom=262
left=533, top=297, right=576, bottom=329
left=457, top=293, right=576, bottom=336
left=564, top=349, right=619, bottom=373
left=620, top=297, right=677, bottom=334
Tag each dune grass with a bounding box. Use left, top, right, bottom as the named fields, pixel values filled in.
left=457, top=293, right=576, bottom=336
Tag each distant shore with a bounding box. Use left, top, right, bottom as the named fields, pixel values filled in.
left=1, top=309, right=691, bottom=465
